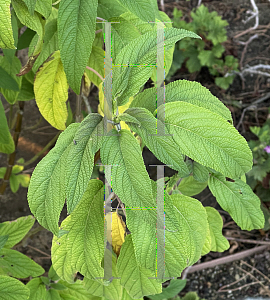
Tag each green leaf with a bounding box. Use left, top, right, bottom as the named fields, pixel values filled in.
left=0, top=215, right=35, bottom=248
left=117, top=234, right=162, bottom=299
left=26, top=278, right=46, bottom=300
left=65, top=114, right=105, bottom=213
left=0, top=275, right=30, bottom=300
left=198, top=50, right=215, bottom=67
left=0, top=0, right=16, bottom=49
left=51, top=180, right=105, bottom=283
left=48, top=265, right=60, bottom=281
left=0, top=66, right=19, bottom=91
left=0, top=248, right=45, bottom=278
left=204, top=207, right=230, bottom=252
left=50, top=283, right=67, bottom=290
left=212, top=44, right=225, bottom=58
left=121, top=288, right=143, bottom=300
left=0, top=56, right=22, bottom=104
left=32, top=16, right=58, bottom=73
left=147, top=279, right=187, bottom=300
left=113, top=28, right=200, bottom=106
left=130, top=79, right=232, bottom=122
left=184, top=46, right=201, bottom=73
left=16, top=174, right=30, bottom=187
left=28, top=123, right=79, bottom=235
left=158, top=101, right=252, bottom=178
left=58, top=0, right=98, bottom=94
left=40, top=276, right=50, bottom=285
left=35, top=0, right=52, bottom=19
left=17, top=28, right=36, bottom=50
left=17, top=76, right=35, bottom=101
left=208, top=173, right=265, bottom=230
left=46, top=288, right=62, bottom=300
left=9, top=174, right=20, bottom=193
left=100, top=129, right=157, bottom=269
left=201, top=224, right=211, bottom=256
left=57, top=279, right=96, bottom=300
left=115, top=0, right=160, bottom=23
left=0, top=236, right=9, bottom=251
left=34, top=50, right=68, bottom=130
left=12, top=0, right=45, bottom=56
left=83, top=249, right=122, bottom=300
left=193, top=162, right=209, bottom=183
left=97, top=0, right=126, bottom=20
left=22, top=0, right=37, bottom=15
left=0, top=100, right=15, bottom=154
left=2, top=11, right=19, bottom=62
left=124, top=107, right=189, bottom=176
left=215, top=76, right=234, bottom=90
left=178, top=175, right=208, bottom=197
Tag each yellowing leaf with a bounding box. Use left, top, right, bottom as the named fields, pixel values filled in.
left=34, top=50, right=68, bottom=130
left=0, top=0, right=16, bottom=49
left=106, top=212, right=126, bottom=256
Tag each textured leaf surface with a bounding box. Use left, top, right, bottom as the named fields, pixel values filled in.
left=28, top=123, right=79, bottom=235
left=208, top=173, right=265, bottom=230
left=124, top=107, right=189, bottom=176
left=83, top=249, right=122, bottom=300
left=17, top=76, right=35, bottom=101
left=58, top=0, right=98, bottom=94
left=85, top=45, right=104, bottom=87
left=0, top=275, right=29, bottom=300
left=57, top=280, right=95, bottom=300
left=0, top=66, right=19, bottom=91
left=0, top=100, right=14, bottom=154
left=159, top=102, right=252, bottom=178
left=12, top=0, right=45, bottom=56
left=46, top=289, right=62, bottom=300
left=116, top=0, right=160, bottom=22
left=117, top=234, right=162, bottom=299
left=35, top=0, right=52, bottom=19
left=66, top=114, right=104, bottom=213
left=0, top=56, right=22, bottom=104
left=22, top=0, right=37, bottom=14
left=205, top=207, right=230, bottom=252
left=0, top=236, right=8, bottom=251
left=97, top=0, right=125, bottom=20
left=101, top=129, right=157, bottom=268
left=26, top=278, right=46, bottom=300
left=0, top=248, right=44, bottom=278
left=34, top=50, right=68, bottom=130
left=0, top=215, right=35, bottom=249
left=0, top=0, right=15, bottom=49
left=193, top=161, right=209, bottom=182
left=130, top=79, right=232, bottom=122
left=178, top=175, right=208, bottom=197
left=51, top=180, right=104, bottom=283
left=113, top=28, right=199, bottom=106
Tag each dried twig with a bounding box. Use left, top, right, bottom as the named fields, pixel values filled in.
left=226, top=237, right=270, bottom=246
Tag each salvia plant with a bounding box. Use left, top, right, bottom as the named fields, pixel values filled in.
left=169, top=4, right=239, bottom=90
left=0, top=0, right=265, bottom=299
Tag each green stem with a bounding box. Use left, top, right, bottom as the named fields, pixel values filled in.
left=22, top=132, right=60, bottom=167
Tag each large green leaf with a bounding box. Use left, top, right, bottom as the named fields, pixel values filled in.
left=0, top=56, right=22, bottom=104
left=0, top=100, right=15, bottom=154
left=17, top=76, right=35, bottom=101
left=0, top=0, right=16, bottom=49
left=0, top=215, right=35, bottom=248
left=51, top=180, right=105, bottom=283
left=123, top=107, right=189, bottom=176
left=117, top=234, right=162, bottom=299
left=26, top=278, right=46, bottom=300
left=0, top=66, right=19, bottom=91
left=0, top=248, right=44, bottom=278
left=178, top=175, right=208, bottom=197
left=0, top=275, right=29, bottom=300
left=116, top=0, right=160, bottom=23
left=208, top=173, right=265, bottom=230
left=28, top=123, right=79, bottom=235
left=12, top=0, right=45, bottom=56
left=22, top=0, right=37, bottom=15
left=35, top=0, right=52, bottom=19
left=83, top=249, right=122, bottom=300
left=0, top=236, right=8, bottom=251
left=204, top=207, right=230, bottom=252
left=158, top=102, right=252, bottom=178
left=97, top=0, right=126, bottom=20
left=58, top=0, right=98, bottom=94
left=66, top=114, right=104, bottom=213
left=100, top=129, right=157, bottom=269
left=46, top=289, right=62, bottom=300
left=112, top=28, right=200, bottom=106
left=130, top=79, right=232, bottom=122
left=85, top=45, right=104, bottom=88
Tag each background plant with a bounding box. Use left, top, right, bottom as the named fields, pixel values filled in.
left=168, top=4, right=239, bottom=90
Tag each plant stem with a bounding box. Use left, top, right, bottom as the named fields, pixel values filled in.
left=86, top=66, right=104, bottom=82
left=8, top=104, right=13, bottom=128
left=21, top=132, right=60, bottom=167
left=0, top=101, right=25, bottom=195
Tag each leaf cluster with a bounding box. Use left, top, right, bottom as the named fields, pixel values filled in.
left=168, top=4, right=239, bottom=89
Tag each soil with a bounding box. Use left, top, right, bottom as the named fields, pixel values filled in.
left=1, top=0, right=270, bottom=299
